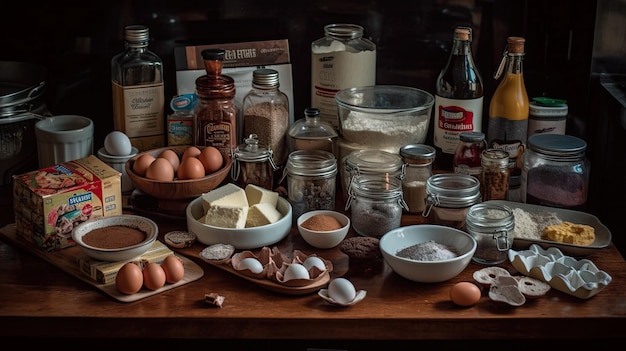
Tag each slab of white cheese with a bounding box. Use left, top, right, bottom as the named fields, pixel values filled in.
left=201, top=205, right=249, bottom=229
left=246, top=203, right=283, bottom=228
left=201, top=183, right=249, bottom=213
left=245, top=184, right=278, bottom=207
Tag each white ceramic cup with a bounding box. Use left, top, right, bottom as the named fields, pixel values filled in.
left=35, top=115, right=94, bottom=168
left=97, top=146, right=138, bottom=193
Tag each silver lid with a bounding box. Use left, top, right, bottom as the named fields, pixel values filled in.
left=125, top=25, right=150, bottom=45
left=399, top=144, right=436, bottom=162
left=527, top=134, right=586, bottom=159
left=252, top=68, right=280, bottom=87
left=425, top=173, right=481, bottom=208
left=283, top=149, right=337, bottom=178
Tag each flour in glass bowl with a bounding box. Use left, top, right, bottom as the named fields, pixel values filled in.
left=341, top=110, right=430, bottom=152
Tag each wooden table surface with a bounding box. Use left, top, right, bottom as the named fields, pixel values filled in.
left=1, top=183, right=625, bottom=348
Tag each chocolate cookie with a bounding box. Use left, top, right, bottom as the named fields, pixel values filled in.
left=340, top=237, right=381, bottom=259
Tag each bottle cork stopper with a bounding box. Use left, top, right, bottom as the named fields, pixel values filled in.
left=455, top=27, right=471, bottom=41
left=507, top=37, right=525, bottom=53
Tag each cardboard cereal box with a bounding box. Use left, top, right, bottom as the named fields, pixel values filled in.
left=13, top=155, right=123, bottom=251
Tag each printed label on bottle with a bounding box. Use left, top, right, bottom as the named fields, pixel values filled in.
left=112, top=81, right=165, bottom=150
left=433, top=96, right=483, bottom=154
left=311, top=49, right=376, bottom=128
left=199, top=121, right=233, bottom=155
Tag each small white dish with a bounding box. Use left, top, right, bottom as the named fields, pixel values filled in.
left=318, top=289, right=367, bottom=307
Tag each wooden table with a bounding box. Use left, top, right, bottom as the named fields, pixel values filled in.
left=1, top=183, right=625, bottom=348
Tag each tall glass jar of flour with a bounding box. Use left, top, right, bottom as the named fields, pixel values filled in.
left=311, top=24, right=376, bottom=129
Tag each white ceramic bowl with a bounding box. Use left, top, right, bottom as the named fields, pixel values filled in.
left=71, top=214, right=158, bottom=262
left=379, top=224, right=477, bottom=283
left=186, top=196, right=292, bottom=249
left=297, top=210, right=350, bottom=249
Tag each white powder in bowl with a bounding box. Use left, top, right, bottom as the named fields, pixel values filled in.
left=512, top=207, right=562, bottom=240
left=341, top=110, right=429, bottom=151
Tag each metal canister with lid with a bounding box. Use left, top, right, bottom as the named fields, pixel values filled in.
left=281, top=149, right=338, bottom=219
left=521, top=133, right=590, bottom=210
left=231, top=134, right=278, bottom=190
left=465, top=203, right=515, bottom=265
left=345, top=173, right=408, bottom=238
left=528, top=97, right=568, bottom=137
left=422, top=173, right=481, bottom=229
left=341, top=149, right=405, bottom=202
left=399, top=144, right=435, bottom=214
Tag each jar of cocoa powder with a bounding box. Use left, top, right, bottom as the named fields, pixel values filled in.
left=422, top=173, right=481, bottom=229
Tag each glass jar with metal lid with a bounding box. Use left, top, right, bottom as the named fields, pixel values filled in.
left=281, top=149, right=338, bottom=219
left=453, top=131, right=487, bottom=177
left=399, top=144, right=435, bottom=214
left=465, top=203, right=515, bottom=265
left=231, top=134, right=278, bottom=190
left=521, top=133, right=590, bottom=210
left=345, top=174, right=408, bottom=238
left=341, top=149, right=405, bottom=202
left=422, top=173, right=481, bottom=229
left=480, top=148, right=510, bottom=201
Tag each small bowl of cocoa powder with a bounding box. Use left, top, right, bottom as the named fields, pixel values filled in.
left=297, top=210, right=350, bottom=249
left=72, top=214, right=158, bottom=262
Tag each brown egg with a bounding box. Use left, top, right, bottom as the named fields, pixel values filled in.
left=198, top=146, right=223, bottom=174
left=115, top=262, right=143, bottom=295
left=158, top=149, right=181, bottom=173
left=177, top=156, right=206, bottom=180
left=182, top=146, right=202, bottom=161
left=132, top=154, right=156, bottom=177
left=142, top=262, right=166, bottom=291
left=161, top=255, right=185, bottom=284
left=146, top=157, right=175, bottom=181
left=450, top=282, right=482, bottom=307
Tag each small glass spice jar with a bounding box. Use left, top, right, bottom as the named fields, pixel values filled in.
left=281, top=149, right=338, bottom=220
left=521, top=134, right=590, bottom=210
left=453, top=131, right=487, bottom=178
left=465, top=203, right=515, bottom=265
left=345, top=174, right=408, bottom=238
left=480, top=148, right=510, bottom=201
left=341, top=149, right=405, bottom=202
left=288, top=107, right=338, bottom=156
left=423, top=173, right=481, bottom=229
left=399, top=144, right=435, bottom=214
left=231, top=134, right=278, bottom=190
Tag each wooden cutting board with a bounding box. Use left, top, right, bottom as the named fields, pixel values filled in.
left=0, top=223, right=204, bottom=303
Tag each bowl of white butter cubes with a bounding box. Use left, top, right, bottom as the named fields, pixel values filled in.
left=186, top=183, right=292, bottom=249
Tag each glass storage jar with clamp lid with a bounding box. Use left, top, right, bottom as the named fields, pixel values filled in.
left=341, top=149, right=405, bottom=203
left=399, top=144, right=435, bottom=214
left=231, top=134, right=278, bottom=190
left=345, top=173, right=408, bottom=238
left=465, top=203, right=515, bottom=264
left=423, top=173, right=481, bottom=229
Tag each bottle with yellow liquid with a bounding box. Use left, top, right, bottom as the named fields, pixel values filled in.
left=487, top=36, right=529, bottom=195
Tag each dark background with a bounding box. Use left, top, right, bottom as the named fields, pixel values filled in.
left=1, top=0, right=624, bottom=254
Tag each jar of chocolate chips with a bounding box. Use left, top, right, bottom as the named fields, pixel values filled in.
left=281, top=149, right=338, bottom=219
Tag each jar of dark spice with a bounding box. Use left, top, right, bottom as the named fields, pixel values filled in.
left=346, top=174, right=408, bottom=238
left=521, top=134, right=590, bottom=210
left=231, top=134, right=278, bottom=190
left=453, top=131, right=487, bottom=178
left=399, top=144, right=435, bottom=214
left=480, top=148, right=509, bottom=200
left=465, top=203, right=514, bottom=265
left=194, top=48, right=237, bottom=156
left=281, top=149, right=338, bottom=219
left=423, top=173, right=481, bottom=229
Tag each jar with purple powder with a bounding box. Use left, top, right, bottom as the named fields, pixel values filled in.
left=520, top=134, right=590, bottom=210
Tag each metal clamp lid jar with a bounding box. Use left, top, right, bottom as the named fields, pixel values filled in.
left=465, top=203, right=514, bottom=265
left=399, top=144, right=435, bottom=214
left=231, top=134, right=278, bottom=190
left=281, top=149, right=338, bottom=219
left=346, top=173, right=408, bottom=238
left=341, top=149, right=405, bottom=201
left=422, top=173, right=481, bottom=229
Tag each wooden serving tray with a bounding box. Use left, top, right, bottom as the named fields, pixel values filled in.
left=0, top=223, right=204, bottom=303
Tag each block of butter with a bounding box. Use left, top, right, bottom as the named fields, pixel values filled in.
left=202, top=205, right=249, bottom=228
left=246, top=202, right=283, bottom=227
left=201, top=183, right=249, bottom=213
left=542, top=221, right=596, bottom=246
left=245, top=184, right=279, bottom=206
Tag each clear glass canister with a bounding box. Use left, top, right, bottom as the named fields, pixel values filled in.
left=281, top=149, right=338, bottom=219
left=346, top=174, right=408, bottom=238
left=341, top=149, right=405, bottom=202
left=242, top=68, right=290, bottom=167
left=423, top=173, right=481, bottom=229
left=453, top=131, right=487, bottom=178
left=311, top=23, right=377, bottom=129
left=288, top=107, right=338, bottom=156
left=399, top=144, right=435, bottom=214
left=480, top=148, right=510, bottom=201
left=231, top=134, right=278, bottom=191
left=521, top=134, right=590, bottom=210
left=465, top=203, right=515, bottom=265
